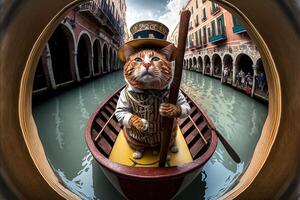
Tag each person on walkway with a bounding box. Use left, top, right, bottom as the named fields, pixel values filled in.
left=257, top=72, right=265, bottom=91
left=223, top=67, right=229, bottom=83
left=245, top=72, right=253, bottom=88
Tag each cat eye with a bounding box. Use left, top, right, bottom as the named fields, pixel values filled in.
left=152, top=57, right=160, bottom=61
left=134, top=57, right=142, bottom=62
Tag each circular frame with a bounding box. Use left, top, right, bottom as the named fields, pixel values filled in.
left=0, top=0, right=288, bottom=199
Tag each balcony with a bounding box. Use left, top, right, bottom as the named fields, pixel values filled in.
left=79, top=1, right=124, bottom=38
left=209, top=32, right=227, bottom=43
left=201, top=16, right=207, bottom=22
left=233, top=24, right=246, bottom=34
left=202, top=0, right=207, bottom=3
left=211, top=6, right=221, bottom=16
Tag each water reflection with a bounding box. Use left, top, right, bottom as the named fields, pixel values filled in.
left=33, top=70, right=267, bottom=200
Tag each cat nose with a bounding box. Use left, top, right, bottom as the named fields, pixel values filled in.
left=144, top=63, right=151, bottom=70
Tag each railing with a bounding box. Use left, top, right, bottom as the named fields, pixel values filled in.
left=211, top=6, right=221, bottom=15
left=201, top=16, right=207, bottom=22
left=202, top=0, right=207, bottom=3
left=233, top=24, right=246, bottom=34
left=79, top=1, right=124, bottom=37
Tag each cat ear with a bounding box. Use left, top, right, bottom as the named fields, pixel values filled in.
left=159, top=44, right=177, bottom=61
left=123, top=44, right=136, bottom=61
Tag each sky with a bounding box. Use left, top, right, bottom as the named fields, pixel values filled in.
left=126, top=0, right=188, bottom=35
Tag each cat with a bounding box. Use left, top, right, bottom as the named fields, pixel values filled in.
left=115, top=44, right=191, bottom=159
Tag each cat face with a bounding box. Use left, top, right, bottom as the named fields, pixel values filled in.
left=123, top=44, right=176, bottom=90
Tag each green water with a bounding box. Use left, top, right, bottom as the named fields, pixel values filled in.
left=33, top=70, right=267, bottom=200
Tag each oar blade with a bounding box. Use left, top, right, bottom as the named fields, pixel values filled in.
left=216, top=130, right=241, bottom=163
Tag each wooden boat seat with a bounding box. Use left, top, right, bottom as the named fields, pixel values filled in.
left=109, top=126, right=193, bottom=167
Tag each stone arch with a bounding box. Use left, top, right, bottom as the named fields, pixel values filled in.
left=33, top=54, right=48, bottom=92
left=189, top=58, right=192, bottom=70
left=234, top=53, right=254, bottom=89
left=223, top=54, right=234, bottom=84
left=77, top=32, right=92, bottom=79
left=192, top=57, right=197, bottom=70
left=254, top=58, right=268, bottom=99
left=204, top=55, right=211, bottom=75
left=183, top=59, right=187, bottom=69
left=92, top=39, right=101, bottom=75
left=197, top=56, right=203, bottom=73
left=48, top=24, right=77, bottom=85
left=235, top=53, right=254, bottom=75
left=212, top=54, right=222, bottom=78
left=102, top=43, right=109, bottom=73
left=109, top=46, right=113, bottom=72
left=114, top=50, right=118, bottom=71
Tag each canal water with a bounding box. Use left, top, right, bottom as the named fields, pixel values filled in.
left=33, top=70, right=268, bottom=200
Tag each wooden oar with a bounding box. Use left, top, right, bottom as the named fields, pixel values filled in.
left=159, top=10, right=191, bottom=167
left=188, top=115, right=208, bottom=145
left=215, top=129, right=241, bottom=163
left=95, top=111, right=116, bottom=141
left=188, top=114, right=240, bottom=163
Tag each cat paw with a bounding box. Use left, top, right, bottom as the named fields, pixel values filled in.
left=159, top=103, right=181, bottom=118
left=170, top=145, right=178, bottom=153
left=133, top=150, right=144, bottom=159
left=129, top=115, right=148, bottom=131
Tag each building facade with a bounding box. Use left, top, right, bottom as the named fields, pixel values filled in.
left=169, top=0, right=268, bottom=101
left=33, top=0, right=127, bottom=95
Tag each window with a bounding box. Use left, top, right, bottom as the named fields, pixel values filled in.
left=202, top=26, right=207, bottom=44
left=211, top=20, right=216, bottom=36
left=195, top=15, right=199, bottom=27
left=199, top=29, right=202, bottom=46
left=191, top=6, right=194, bottom=14
left=112, top=2, right=115, bottom=16
left=217, top=14, right=225, bottom=34
left=211, top=2, right=216, bottom=10
left=232, top=15, right=242, bottom=27
left=203, top=8, right=206, bottom=18
left=196, top=0, right=199, bottom=9
left=195, top=32, right=199, bottom=46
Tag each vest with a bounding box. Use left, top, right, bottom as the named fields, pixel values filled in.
left=125, top=87, right=169, bottom=147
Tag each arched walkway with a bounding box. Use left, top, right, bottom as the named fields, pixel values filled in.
left=204, top=55, right=211, bottom=75
left=212, top=54, right=222, bottom=78
left=189, top=58, right=192, bottom=70
left=77, top=33, right=92, bottom=79
left=193, top=57, right=197, bottom=71
left=235, top=53, right=254, bottom=91
left=93, top=39, right=101, bottom=75
left=109, top=47, right=113, bottom=72
left=254, top=58, right=268, bottom=99
left=102, top=44, right=109, bottom=73
left=183, top=60, right=187, bottom=69
left=198, top=56, right=203, bottom=73
left=223, top=54, right=234, bottom=84
left=48, top=24, right=76, bottom=84
left=33, top=57, right=48, bottom=91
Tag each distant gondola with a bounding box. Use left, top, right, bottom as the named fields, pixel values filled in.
left=85, top=85, right=218, bottom=200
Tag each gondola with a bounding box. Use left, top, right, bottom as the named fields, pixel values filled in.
left=85, top=85, right=218, bottom=200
